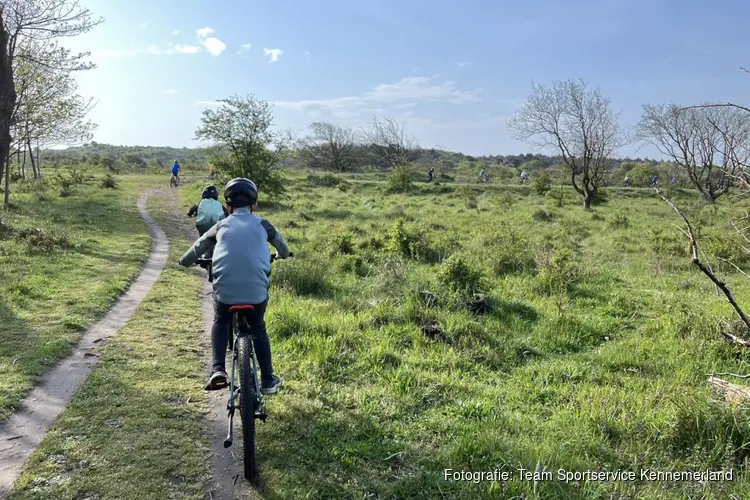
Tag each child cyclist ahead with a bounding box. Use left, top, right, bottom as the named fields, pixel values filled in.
left=178, top=178, right=290, bottom=394
left=187, top=185, right=229, bottom=237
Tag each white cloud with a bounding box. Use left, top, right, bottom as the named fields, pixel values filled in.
left=456, top=62, right=471, bottom=67
left=165, top=89, right=178, bottom=94
left=140, top=22, right=147, bottom=29
left=274, top=76, right=479, bottom=117
left=263, top=48, right=282, bottom=63
left=196, top=27, right=215, bottom=39
left=175, top=44, right=201, bottom=54
left=105, top=27, right=224, bottom=58
left=237, top=43, right=252, bottom=55
left=93, top=47, right=139, bottom=58
left=172, top=30, right=180, bottom=35
left=201, top=37, right=226, bottom=56
left=304, top=50, right=311, bottom=59
left=146, top=45, right=165, bottom=55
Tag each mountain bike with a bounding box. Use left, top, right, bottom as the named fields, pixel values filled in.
left=478, top=176, right=492, bottom=184
left=194, top=252, right=292, bottom=483
left=170, top=174, right=180, bottom=188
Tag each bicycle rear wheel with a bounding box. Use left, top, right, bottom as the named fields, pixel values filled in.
left=237, top=334, right=257, bottom=482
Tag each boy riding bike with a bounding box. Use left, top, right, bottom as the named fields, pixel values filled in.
left=187, top=185, right=229, bottom=237
left=171, top=160, right=181, bottom=186
left=178, top=178, right=290, bottom=394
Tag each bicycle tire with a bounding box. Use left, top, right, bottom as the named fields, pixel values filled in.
left=237, top=334, right=257, bottom=482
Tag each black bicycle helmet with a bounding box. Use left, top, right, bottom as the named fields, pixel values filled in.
left=201, top=185, right=219, bottom=200
left=224, top=177, right=258, bottom=206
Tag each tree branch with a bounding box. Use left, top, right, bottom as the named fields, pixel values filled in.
left=654, top=187, right=750, bottom=341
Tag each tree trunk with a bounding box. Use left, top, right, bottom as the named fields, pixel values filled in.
left=3, top=153, right=9, bottom=208
left=27, top=140, right=37, bottom=178
left=583, top=194, right=592, bottom=210
left=0, top=14, right=16, bottom=192
left=18, top=148, right=24, bottom=179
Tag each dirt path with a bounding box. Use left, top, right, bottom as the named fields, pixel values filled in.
left=159, top=189, right=251, bottom=499
left=0, top=191, right=169, bottom=499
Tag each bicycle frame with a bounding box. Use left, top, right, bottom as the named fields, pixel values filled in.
left=224, top=313, right=265, bottom=448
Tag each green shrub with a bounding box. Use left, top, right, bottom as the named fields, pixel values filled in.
left=330, top=231, right=355, bottom=255
left=436, top=254, right=485, bottom=295
left=481, top=226, right=536, bottom=275
left=338, top=254, right=367, bottom=276
left=386, top=218, right=432, bottom=261
left=532, top=208, right=555, bottom=222
left=608, top=212, right=630, bottom=229
left=100, top=173, right=118, bottom=189
left=534, top=248, right=582, bottom=296
left=16, top=227, right=73, bottom=253
left=532, top=171, right=552, bottom=195
left=546, top=186, right=566, bottom=207
left=15, top=178, right=51, bottom=200
left=386, top=165, right=414, bottom=193
left=456, top=185, right=480, bottom=210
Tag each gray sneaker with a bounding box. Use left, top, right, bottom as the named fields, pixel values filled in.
left=205, top=370, right=228, bottom=391
left=261, top=375, right=282, bottom=395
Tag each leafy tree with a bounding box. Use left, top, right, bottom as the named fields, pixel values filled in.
left=1, top=0, right=100, bottom=206
left=195, top=94, right=292, bottom=198
left=628, top=163, right=658, bottom=187
left=508, top=79, right=624, bottom=209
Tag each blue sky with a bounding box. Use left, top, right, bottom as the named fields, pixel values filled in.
left=62, top=0, right=750, bottom=158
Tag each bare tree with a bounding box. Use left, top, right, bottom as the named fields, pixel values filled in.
left=636, top=103, right=750, bottom=202
left=299, top=121, right=358, bottom=171
left=362, top=116, right=415, bottom=170
left=507, top=79, right=623, bottom=209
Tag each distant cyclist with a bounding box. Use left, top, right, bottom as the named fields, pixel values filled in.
left=624, top=175, right=632, bottom=187
left=520, top=170, right=529, bottom=184
left=479, top=167, right=487, bottom=182
left=651, top=175, right=659, bottom=188
left=427, top=167, right=435, bottom=183
left=171, top=159, right=181, bottom=186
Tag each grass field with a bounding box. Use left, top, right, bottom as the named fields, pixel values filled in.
left=6, top=171, right=750, bottom=498
left=0, top=173, right=155, bottom=421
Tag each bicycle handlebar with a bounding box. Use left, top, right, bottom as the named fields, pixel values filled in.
left=194, top=252, right=293, bottom=268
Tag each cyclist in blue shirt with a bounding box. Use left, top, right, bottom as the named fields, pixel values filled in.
left=171, top=160, right=181, bottom=186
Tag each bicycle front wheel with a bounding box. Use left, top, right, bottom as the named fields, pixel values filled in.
left=237, top=335, right=257, bottom=482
